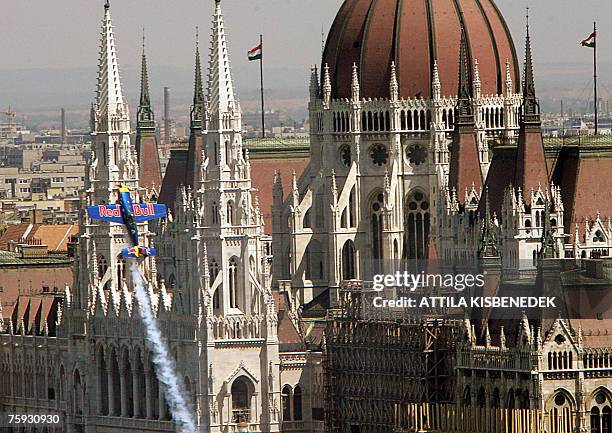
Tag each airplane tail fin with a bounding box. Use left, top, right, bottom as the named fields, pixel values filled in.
left=121, top=246, right=157, bottom=258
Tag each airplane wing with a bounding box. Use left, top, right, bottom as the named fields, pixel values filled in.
left=133, top=203, right=168, bottom=222
left=87, top=205, right=125, bottom=223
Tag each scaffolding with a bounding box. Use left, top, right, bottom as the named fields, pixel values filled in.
left=324, top=282, right=461, bottom=433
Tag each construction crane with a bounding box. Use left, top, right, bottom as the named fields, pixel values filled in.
left=1, top=106, right=16, bottom=139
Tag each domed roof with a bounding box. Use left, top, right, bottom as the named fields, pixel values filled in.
left=323, top=0, right=520, bottom=99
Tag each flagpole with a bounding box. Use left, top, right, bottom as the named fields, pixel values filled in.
left=259, top=34, right=266, bottom=138
left=594, top=21, right=598, bottom=135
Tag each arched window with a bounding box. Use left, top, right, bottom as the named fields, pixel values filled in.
left=371, top=193, right=384, bottom=264
left=550, top=392, right=573, bottom=433
left=134, top=349, right=145, bottom=419
left=348, top=187, right=356, bottom=227
left=492, top=388, right=501, bottom=408
left=293, top=385, right=303, bottom=421
left=117, top=256, right=126, bottom=285
left=210, top=259, right=220, bottom=285
left=315, top=188, right=325, bottom=228
left=98, top=255, right=108, bottom=278
left=110, top=347, right=121, bottom=416
left=74, top=370, right=83, bottom=415
left=342, top=240, right=356, bottom=280
left=167, top=274, right=176, bottom=290
left=477, top=387, right=486, bottom=408
left=213, top=288, right=220, bottom=310
left=113, top=141, right=120, bottom=166
left=231, top=377, right=251, bottom=423
left=282, top=385, right=292, bottom=421
left=508, top=389, right=516, bottom=409
left=304, top=246, right=312, bottom=280
left=122, top=348, right=134, bottom=417
left=405, top=191, right=430, bottom=259
left=212, top=202, right=219, bottom=225
left=229, top=258, right=238, bottom=309
left=97, top=348, right=108, bottom=415
left=463, top=386, right=471, bottom=406
left=227, top=201, right=234, bottom=225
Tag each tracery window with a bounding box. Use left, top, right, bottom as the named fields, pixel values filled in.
left=370, top=144, right=388, bottom=166
left=405, top=191, right=430, bottom=259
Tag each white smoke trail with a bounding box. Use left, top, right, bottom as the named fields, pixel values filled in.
left=129, top=262, right=197, bottom=433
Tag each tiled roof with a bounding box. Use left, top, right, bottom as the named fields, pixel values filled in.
left=250, top=156, right=310, bottom=234
left=0, top=223, right=77, bottom=252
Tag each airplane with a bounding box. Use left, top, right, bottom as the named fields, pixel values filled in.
left=87, top=183, right=167, bottom=258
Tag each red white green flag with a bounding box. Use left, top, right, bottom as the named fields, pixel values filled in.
left=248, top=44, right=262, bottom=61
left=581, top=31, right=596, bottom=48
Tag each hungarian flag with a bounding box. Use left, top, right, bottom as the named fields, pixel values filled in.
left=248, top=44, right=262, bottom=61
left=581, top=31, right=596, bottom=48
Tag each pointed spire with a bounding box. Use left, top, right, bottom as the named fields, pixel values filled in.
left=351, top=63, right=360, bottom=101
left=137, top=29, right=155, bottom=128
left=432, top=60, right=441, bottom=101
left=95, top=0, right=129, bottom=132
left=539, top=198, right=558, bottom=259
left=514, top=9, right=548, bottom=201
left=472, top=59, right=481, bottom=99
left=389, top=61, right=399, bottom=101
left=191, top=26, right=205, bottom=130
left=322, top=63, right=332, bottom=107
left=448, top=27, right=481, bottom=195
left=273, top=171, right=284, bottom=206
left=310, top=65, right=320, bottom=100
left=504, top=58, right=513, bottom=95
left=456, top=27, right=474, bottom=126
left=479, top=187, right=499, bottom=258
left=499, top=326, right=506, bottom=349
left=522, top=8, right=540, bottom=122
left=207, top=0, right=238, bottom=115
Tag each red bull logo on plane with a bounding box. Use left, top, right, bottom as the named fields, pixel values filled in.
left=98, top=205, right=121, bottom=217
left=133, top=204, right=155, bottom=217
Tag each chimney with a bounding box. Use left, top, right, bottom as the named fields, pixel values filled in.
left=61, top=108, right=67, bottom=144
left=164, top=86, right=171, bottom=144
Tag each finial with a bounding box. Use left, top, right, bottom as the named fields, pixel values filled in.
left=196, top=25, right=199, bottom=48
left=105, top=0, right=110, bottom=10
left=526, top=6, right=530, bottom=32
left=142, top=27, right=146, bottom=51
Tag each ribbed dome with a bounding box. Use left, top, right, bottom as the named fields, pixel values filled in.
left=323, top=0, right=520, bottom=99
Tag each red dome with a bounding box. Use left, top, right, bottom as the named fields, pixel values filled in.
left=323, top=0, right=520, bottom=99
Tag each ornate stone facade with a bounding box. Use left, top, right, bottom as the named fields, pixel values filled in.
left=0, top=2, right=320, bottom=433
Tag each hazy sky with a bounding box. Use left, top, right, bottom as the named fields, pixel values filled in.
left=1, top=1, right=611, bottom=115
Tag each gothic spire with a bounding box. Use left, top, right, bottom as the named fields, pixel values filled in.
left=389, top=61, right=399, bottom=101
left=95, top=0, right=128, bottom=130
left=514, top=9, right=548, bottom=200
left=138, top=30, right=154, bottom=128
left=351, top=63, right=360, bottom=101
left=479, top=187, right=499, bottom=258
left=207, top=0, right=238, bottom=115
left=522, top=8, right=540, bottom=123
left=505, top=58, right=513, bottom=95
left=432, top=60, right=441, bottom=101
left=191, top=27, right=205, bottom=129
left=136, top=30, right=162, bottom=191
left=539, top=199, right=558, bottom=259
left=455, top=27, right=474, bottom=127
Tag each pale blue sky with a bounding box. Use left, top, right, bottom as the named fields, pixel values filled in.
left=0, top=1, right=610, bottom=113
left=0, top=1, right=606, bottom=71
